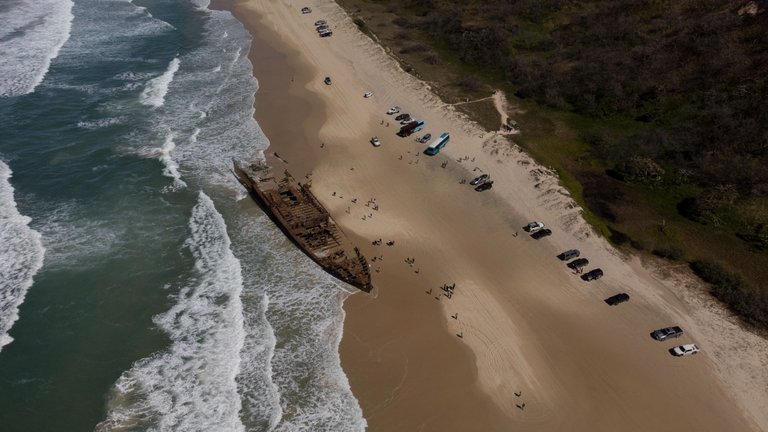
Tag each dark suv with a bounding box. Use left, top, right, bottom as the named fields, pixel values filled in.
left=651, top=326, right=683, bottom=341
left=557, top=249, right=580, bottom=261
left=604, top=293, right=630, bottom=305
left=581, top=268, right=604, bottom=281
left=531, top=228, right=552, bottom=239
left=567, top=258, right=589, bottom=270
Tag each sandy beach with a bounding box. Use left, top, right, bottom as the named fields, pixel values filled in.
left=225, top=0, right=768, bottom=430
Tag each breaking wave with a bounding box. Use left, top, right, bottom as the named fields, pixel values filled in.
left=96, top=192, right=245, bottom=432
left=0, top=160, right=45, bottom=351
left=0, top=0, right=74, bottom=98
left=139, top=57, right=180, bottom=108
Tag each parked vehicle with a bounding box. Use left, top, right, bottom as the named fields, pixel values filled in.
left=363, top=91, right=373, bottom=98
left=651, top=326, right=684, bottom=341
left=397, top=120, right=425, bottom=137
left=314, top=20, right=326, bottom=26
left=387, top=106, right=401, bottom=115
left=323, top=76, right=332, bottom=85
left=470, top=174, right=489, bottom=186
left=557, top=249, right=580, bottom=261
left=567, top=258, right=589, bottom=270
left=319, top=31, right=333, bottom=37
left=370, top=136, right=381, bottom=147
left=301, top=7, right=312, bottom=13
left=475, top=181, right=493, bottom=192
left=418, top=133, right=431, bottom=143
left=671, top=344, right=700, bottom=356
left=424, top=132, right=449, bottom=155
left=531, top=228, right=552, bottom=239
left=524, top=221, right=545, bottom=233
left=399, top=116, right=413, bottom=125
left=316, top=25, right=329, bottom=32
left=604, top=293, right=630, bottom=305
left=581, top=268, right=604, bottom=281
left=395, top=113, right=409, bottom=121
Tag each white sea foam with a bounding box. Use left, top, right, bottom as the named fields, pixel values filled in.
left=97, top=192, right=246, bottom=432
left=231, top=215, right=365, bottom=431
left=139, top=57, right=180, bottom=108
left=0, top=160, right=45, bottom=351
left=76, top=117, right=123, bottom=130
left=189, top=128, right=201, bottom=144
left=142, top=130, right=187, bottom=191
left=0, top=0, right=74, bottom=97
left=33, top=200, right=122, bottom=270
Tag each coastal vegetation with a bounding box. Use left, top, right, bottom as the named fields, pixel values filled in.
left=337, top=0, right=768, bottom=328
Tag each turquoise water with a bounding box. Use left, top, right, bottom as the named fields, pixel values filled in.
left=0, top=1, right=365, bottom=430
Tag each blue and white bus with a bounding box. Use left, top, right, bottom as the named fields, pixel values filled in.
left=424, top=132, right=449, bottom=155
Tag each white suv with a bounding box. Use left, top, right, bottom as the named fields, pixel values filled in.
left=671, top=344, right=700, bottom=356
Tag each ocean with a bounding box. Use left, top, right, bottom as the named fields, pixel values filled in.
left=0, top=0, right=365, bottom=430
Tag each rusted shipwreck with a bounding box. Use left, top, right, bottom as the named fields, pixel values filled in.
left=233, top=161, right=372, bottom=292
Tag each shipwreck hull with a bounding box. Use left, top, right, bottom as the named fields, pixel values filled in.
left=233, top=161, right=372, bottom=292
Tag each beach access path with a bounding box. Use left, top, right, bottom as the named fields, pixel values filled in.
left=226, top=0, right=768, bottom=431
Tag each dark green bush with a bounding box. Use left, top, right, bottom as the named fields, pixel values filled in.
left=652, top=247, right=685, bottom=261
left=690, top=260, right=768, bottom=328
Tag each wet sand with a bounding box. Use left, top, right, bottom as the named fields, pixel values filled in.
left=223, top=0, right=768, bottom=431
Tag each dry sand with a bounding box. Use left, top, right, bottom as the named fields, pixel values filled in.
left=226, top=0, right=768, bottom=430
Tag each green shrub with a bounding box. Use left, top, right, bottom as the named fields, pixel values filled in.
left=652, top=246, right=685, bottom=260
left=690, top=260, right=768, bottom=328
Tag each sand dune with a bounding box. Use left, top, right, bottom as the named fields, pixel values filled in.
left=229, top=0, right=768, bottom=430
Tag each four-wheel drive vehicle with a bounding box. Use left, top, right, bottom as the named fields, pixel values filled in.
left=581, top=268, right=604, bottom=281
left=418, top=133, right=431, bottom=143
left=524, top=221, right=545, bottom=233
left=301, top=7, right=312, bottom=13
left=475, top=181, right=493, bottom=192
left=604, top=293, right=630, bottom=305
left=387, top=106, right=401, bottom=115
left=397, top=120, right=425, bottom=137
left=531, top=228, right=552, bottom=239
left=314, top=20, right=326, bottom=26
left=557, top=249, right=580, bottom=261
left=363, top=91, right=373, bottom=97
left=395, top=113, right=410, bottom=121
left=319, top=31, right=333, bottom=37
left=567, top=258, right=589, bottom=270
left=651, top=326, right=683, bottom=341
left=323, top=77, right=332, bottom=85
left=370, top=136, right=381, bottom=147
left=470, top=174, right=489, bottom=186
left=671, top=344, right=700, bottom=356
left=316, top=25, right=329, bottom=32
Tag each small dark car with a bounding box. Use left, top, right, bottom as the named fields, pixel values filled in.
left=651, top=326, right=684, bottom=341
left=324, top=77, right=332, bottom=85
left=475, top=181, right=493, bottom=192
left=319, top=31, right=333, bottom=37
left=604, top=293, right=630, bottom=305
left=581, top=268, right=604, bottom=281
left=531, top=228, right=552, bottom=239
left=567, top=258, right=589, bottom=270
left=395, top=113, right=410, bottom=121
left=557, top=249, right=580, bottom=261
left=470, top=174, right=489, bottom=186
